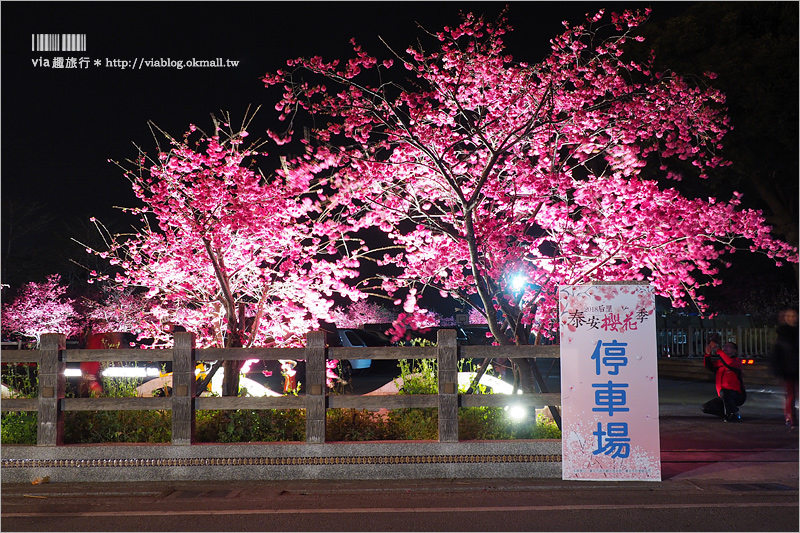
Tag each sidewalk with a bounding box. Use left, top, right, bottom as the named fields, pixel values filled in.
left=657, top=378, right=798, bottom=485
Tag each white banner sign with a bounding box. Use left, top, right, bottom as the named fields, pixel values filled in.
left=559, top=284, right=661, bottom=481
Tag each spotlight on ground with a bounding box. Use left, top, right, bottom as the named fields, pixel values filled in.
left=505, top=404, right=528, bottom=421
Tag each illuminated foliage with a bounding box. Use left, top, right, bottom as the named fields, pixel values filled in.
left=86, top=117, right=367, bottom=395
left=263, top=8, right=797, bottom=390
left=329, top=299, right=397, bottom=328
left=1, top=275, right=81, bottom=346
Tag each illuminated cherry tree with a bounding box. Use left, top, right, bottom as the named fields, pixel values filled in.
left=328, top=299, right=397, bottom=328
left=468, top=307, right=488, bottom=325
left=84, top=290, right=161, bottom=340
left=264, top=8, right=797, bottom=391
left=1, top=275, right=81, bottom=346
left=86, top=117, right=366, bottom=395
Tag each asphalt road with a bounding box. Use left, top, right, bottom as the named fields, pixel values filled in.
left=2, top=475, right=797, bottom=532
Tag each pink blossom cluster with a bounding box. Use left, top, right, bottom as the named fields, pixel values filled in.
left=1, top=275, right=81, bottom=345
left=84, top=291, right=155, bottom=336
left=87, top=122, right=368, bottom=350
left=263, top=8, right=797, bottom=345
left=328, top=299, right=397, bottom=329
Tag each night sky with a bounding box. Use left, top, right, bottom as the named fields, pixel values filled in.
left=10, top=0, right=780, bottom=316
left=3, top=1, right=680, bottom=222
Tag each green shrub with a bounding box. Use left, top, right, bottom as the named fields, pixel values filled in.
left=396, top=358, right=438, bottom=394
left=326, top=409, right=391, bottom=441
left=195, top=409, right=305, bottom=443
left=459, top=408, right=561, bottom=439
left=2, top=364, right=40, bottom=444
left=64, top=410, right=172, bottom=443
left=1, top=355, right=561, bottom=443
left=1, top=412, right=38, bottom=444
left=386, top=408, right=439, bottom=439
left=2, top=363, right=38, bottom=397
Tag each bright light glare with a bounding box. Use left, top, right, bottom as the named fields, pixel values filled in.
left=101, top=367, right=161, bottom=378
left=511, top=274, right=526, bottom=292
left=457, top=372, right=523, bottom=395
left=208, top=368, right=282, bottom=397
left=507, top=405, right=528, bottom=420
left=64, top=369, right=82, bottom=377
left=455, top=372, right=528, bottom=421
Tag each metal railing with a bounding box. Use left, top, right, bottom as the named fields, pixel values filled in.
left=1, top=330, right=561, bottom=447
left=657, top=326, right=775, bottom=358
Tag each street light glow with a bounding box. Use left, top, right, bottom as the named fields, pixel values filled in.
left=511, top=274, right=526, bottom=292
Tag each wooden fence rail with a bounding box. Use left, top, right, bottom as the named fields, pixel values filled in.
left=1, top=330, right=561, bottom=447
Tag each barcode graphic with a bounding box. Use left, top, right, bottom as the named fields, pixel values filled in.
left=31, top=34, right=86, bottom=52
left=62, top=34, right=86, bottom=52
left=32, top=34, right=59, bottom=52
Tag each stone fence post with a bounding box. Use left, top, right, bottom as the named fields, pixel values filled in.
left=437, top=329, right=458, bottom=442
left=172, top=332, right=196, bottom=445
left=305, top=330, right=327, bottom=443
left=38, top=333, right=66, bottom=446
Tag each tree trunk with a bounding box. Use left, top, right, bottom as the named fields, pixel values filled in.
left=222, top=360, right=242, bottom=397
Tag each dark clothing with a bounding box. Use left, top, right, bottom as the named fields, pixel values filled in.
left=771, top=324, right=799, bottom=381
left=702, top=389, right=746, bottom=419
left=771, top=323, right=799, bottom=426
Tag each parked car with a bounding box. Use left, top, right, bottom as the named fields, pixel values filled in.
left=337, top=328, right=393, bottom=374
left=458, top=325, right=494, bottom=345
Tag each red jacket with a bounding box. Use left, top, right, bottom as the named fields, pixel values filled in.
left=705, top=348, right=744, bottom=395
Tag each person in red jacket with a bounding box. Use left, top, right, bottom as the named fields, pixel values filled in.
left=701, top=340, right=746, bottom=422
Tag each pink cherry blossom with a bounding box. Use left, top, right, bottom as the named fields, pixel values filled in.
left=329, top=299, right=398, bottom=328
left=87, top=118, right=370, bottom=395
left=1, top=275, right=82, bottom=346
left=263, top=8, right=797, bottom=389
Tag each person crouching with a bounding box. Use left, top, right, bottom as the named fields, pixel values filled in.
left=702, top=340, right=746, bottom=422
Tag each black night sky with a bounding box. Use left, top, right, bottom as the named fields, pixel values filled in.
left=3, top=1, right=684, bottom=222
left=1, top=1, right=796, bottom=318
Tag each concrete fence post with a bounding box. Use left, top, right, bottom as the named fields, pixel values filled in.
left=38, top=333, right=66, bottom=446
left=305, top=330, right=327, bottom=444
left=437, top=329, right=458, bottom=442
left=172, top=332, right=196, bottom=445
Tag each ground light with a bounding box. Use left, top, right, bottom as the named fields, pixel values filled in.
left=457, top=372, right=529, bottom=421
left=505, top=405, right=528, bottom=421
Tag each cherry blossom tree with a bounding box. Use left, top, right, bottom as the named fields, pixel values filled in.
left=85, top=115, right=367, bottom=395
left=1, top=275, right=81, bottom=346
left=328, top=299, right=397, bottom=328
left=84, top=289, right=161, bottom=341
left=468, top=307, right=488, bottom=325
left=263, top=8, right=797, bottom=392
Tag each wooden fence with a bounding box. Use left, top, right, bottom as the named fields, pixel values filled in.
left=1, top=330, right=561, bottom=447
